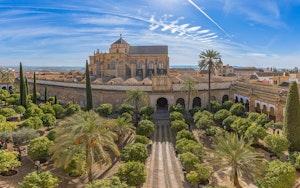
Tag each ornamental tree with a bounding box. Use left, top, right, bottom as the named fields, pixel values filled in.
left=171, top=119, right=188, bottom=132
left=229, top=103, right=245, bottom=117
left=117, top=161, right=146, bottom=186
left=19, top=171, right=60, bottom=188
left=176, top=130, right=196, bottom=141
left=96, top=103, right=113, bottom=117
left=85, top=176, right=128, bottom=188
left=180, top=152, right=199, bottom=171
left=136, top=119, right=154, bottom=136
left=0, top=150, right=21, bottom=173
left=28, top=137, right=54, bottom=160
left=263, top=135, right=289, bottom=157
left=214, top=109, right=231, bottom=124
left=41, top=113, right=56, bottom=127
left=283, top=81, right=300, bottom=151
left=257, top=160, right=296, bottom=188
left=245, top=123, right=267, bottom=144
left=120, top=143, right=148, bottom=163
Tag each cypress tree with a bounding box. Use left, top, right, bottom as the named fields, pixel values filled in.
left=85, top=61, right=93, bottom=111
left=25, top=78, right=29, bottom=96
left=19, top=62, right=27, bottom=108
left=33, top=72, right=37, bottom=104
left=283, top=81, right=300, bottom=151
left=44, top=86, right=48, bottom=103
left=54, top=95, right=58, bottom=104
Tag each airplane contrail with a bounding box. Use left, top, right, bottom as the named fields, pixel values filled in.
left=188, top=0, right=231, bottom=38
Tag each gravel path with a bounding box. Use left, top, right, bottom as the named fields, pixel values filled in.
left=143, top=110, right=189, bottom=188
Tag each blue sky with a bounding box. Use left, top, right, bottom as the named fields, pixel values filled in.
left=1, top=0, right=300, bottom=68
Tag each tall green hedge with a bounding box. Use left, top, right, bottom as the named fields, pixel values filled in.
left=283, top=81, right=300, bottom=151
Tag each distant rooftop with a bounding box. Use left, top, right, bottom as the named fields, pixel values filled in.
left=128, top=46, right=168, bottom=54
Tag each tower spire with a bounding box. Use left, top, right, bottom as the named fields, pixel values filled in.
left=120, top=34, right=122, bottom=39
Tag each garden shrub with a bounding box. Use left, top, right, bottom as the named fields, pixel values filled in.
left=171, top=119, right=188, bottom=132
left=97, top=103, right=113, bottom=117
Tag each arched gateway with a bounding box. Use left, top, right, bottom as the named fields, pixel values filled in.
left=157, top=97, right=168, bottom=110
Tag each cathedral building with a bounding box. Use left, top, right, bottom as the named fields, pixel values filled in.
left=88, top=35, right=169, bottom=79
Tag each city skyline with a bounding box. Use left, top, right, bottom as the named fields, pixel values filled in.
left=1, top=0, right=300, bottom=68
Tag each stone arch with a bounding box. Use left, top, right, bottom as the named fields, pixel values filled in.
left=193, top=97, right=201, bottom=108
left=176, top=98, right=185, bottom=109
left=222, top=95, right=229, bottom=103
left=240, top=98, right=244, bottom=105
left=235, top=96, right=239, bottom=103
left=157, top=97, right=168, bottom=110
left=245, top=99, right=250, bottom=112
left=255, top=103, right=261, bottom=113
left=262, top=105, right=268, bottom=114
left=269, top=107, right=276, bottom=121
left=210, top=96, right=216, bottom=101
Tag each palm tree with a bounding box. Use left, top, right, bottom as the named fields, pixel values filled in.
left=125, top=89, right=148, bottom=125
left=180, top=78, right=198, bottom=112
left=51, top=110, right=120, bottom=182
left=211, top=133, right=266, bottom=188
left=109, top=117, right=136, bottom=149
left=198, top=49, right=221, bottom=112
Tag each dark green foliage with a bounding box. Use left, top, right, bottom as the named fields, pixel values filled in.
left=23, top=106, right=44, bottom=119
left=287, top=151, right=300, bottom=170
left=222, top=115, right=238, bottom=130
left=33, top=72, right=37, bottom=104
left=210, top=101, right=222, bottom=113
left=176, top=130, right=196, bottom=141
left=245, top=123, right=267, bottom=144
left=97, top=103, right=113, bottom=117
left=247, top=112, right=261, bottom=122
left=64, top=150, right=86, bottom=177
left=134, top=135, right=149, bottom=144
left=41, top=113, right=56, bottom=127
left=230, top=117, right=251, bottom=136
left=256, top=114, right=270, bottom=127
left=44, top=86, right=47, bottom=103
left=46, top=129, right=56, bottom=141
left=85, top=61, right=93, bottom=111
left=186, top=164, right=212, bottom=185
left=65, top=102, right=80, bottom=116
left=47, top=97, right=56, bottom=105
left=170, top=111, right=184, bottom=121
left=19, top=62, right=27, bottom=108
left=121, top=112, right=132, bottom=122
left=283, top=81, right=300, bottom=151
left=214, top=109, right=231, bottom=124
left=39, top=103, right=55, bottom=115
left=140, top=106, right=154, bottom=120
left=229, top=103, right=245, bottom=117
left=176, top=138, right=203, bottom=158
left=52, top=104, right=65, bottom=118
left=196, top=115, right=214, bottom=130
left=21, top=116, right=43, bottom=129
left=117, top=161, right=146, bottom=186
left=136, top=119, right=154, bottom=136
left=170, top=103, right=185, bottom=114
left=189, top=106, right=201, bottom=116
left=119, top=104, right=134, bottom=115
left=120, top=143, right=148, bottom=163
left=222, top=100, right=234, bottom=110
left=54, top=95, right=58, bottom=104
left=256, top=160, right=296, bottom=188
left=171, top=119, right=188, bottom=132
left=25, top=78, right=29, bottom=96
left=180, top=152, right=199, bottom=171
